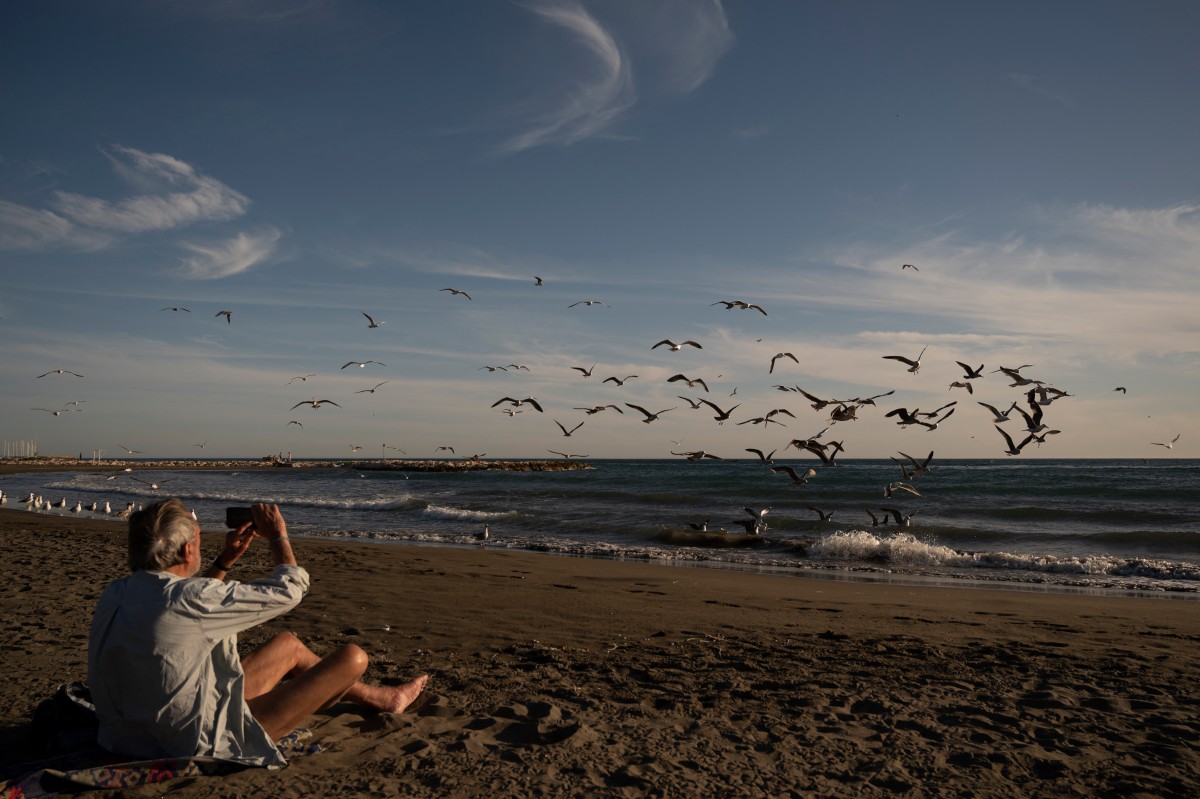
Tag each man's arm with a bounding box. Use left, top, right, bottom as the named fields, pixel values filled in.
left=252, top=503, right=298, bottom=567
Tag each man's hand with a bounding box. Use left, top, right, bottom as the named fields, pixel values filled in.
left=250, top=503, right=289, bottom=541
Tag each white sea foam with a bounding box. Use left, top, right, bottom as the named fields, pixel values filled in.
left=422, top=504, right=518, bottom=522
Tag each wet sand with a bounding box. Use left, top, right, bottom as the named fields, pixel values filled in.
left=2, top=507, right=1198, bottom=797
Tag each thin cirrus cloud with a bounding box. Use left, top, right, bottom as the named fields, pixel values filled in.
left=52, top=145, right=250, bottom=233
left=179, top=228, right=282, bottom=280
left=497, top=0, right=732, bottom=155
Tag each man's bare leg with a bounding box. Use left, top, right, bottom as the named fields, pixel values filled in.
left=243, top=633, right=429, bottom=740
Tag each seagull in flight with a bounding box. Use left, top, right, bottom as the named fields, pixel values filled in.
left=441, top=287, right=472, bottom=300
left=215, top=310, right=232, bottom=324
left=807, top=507, right=836, bottom=522
left=978, top=401, right=1019, bottom=422
left=130, top=477, right=177, bottom=491
left=603, top=375, right=638, bottom=386
left=568, top=300, right=609, bottom=308
left=882, top=346, right=927, bottom=373
left=291, top=398, right=341, bottom=410
left=287, top=374, right=317, bottom=385
left=341, top=360, right=386, bottom=369
left=37, top=369, right=84, bottom=378
left=534, top=276, right=544, bottom=286
left=743, top=506, right=771, bottom=534
left=287, top=420, right=303, bottom=427
left=956, top=361, right=985, bottom=379
left=994, top=424, right=1028, bottom=456
left=1151, top=434, right=1181, bottom=449
left=479, top=365, right=509, bottom=372
left=493, top=397, right=544, bottom=412
left=712, top=300, right=768, bottom=316
left=355, top=381, right=390, bottom=394
left=625, top=404, right=676, bottom=423
left=117, top=444, right=144, bottom=454
left=1114, top=387, right=1127, bottom=393
left=672, top=450, right=724, bottom=462
left=769, top=353, right=798, bottom=374
left=948, top=381, right=974, bottom=394
left=574, top=404, right=623, bottom=415
left=362, top=311, right=385, bottom=328
left=667, top=374, right=709, bottom=393
left=193, top=442, right=207, bottom=449
left=746, top=448, right=777, bottom=465
left=571, top=363, right=598, bottom=378
left=31, top=407, right=80, bottom=416
left=554, top=420, right=584, bottom=437
left=697, top=398, right=740, bottom=423
left=160, top=306, right=191, bottom=312
left=653, top=339, right=702, bottom=352
left=772, top=465, right=817, bottom=485
left=435, top=446, right=455, bottom=454
left=901, top=263, right=919, bottom=271
left=548, top=450, right=589, bottom=459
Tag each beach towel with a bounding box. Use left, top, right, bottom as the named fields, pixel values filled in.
left=1, top=727, right=319, bottom=798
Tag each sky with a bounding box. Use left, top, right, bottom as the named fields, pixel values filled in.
left=1, top=0, right=1197, bottom=460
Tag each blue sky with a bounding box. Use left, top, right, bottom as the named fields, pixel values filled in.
left=2, top=0, right=1196, bottom=459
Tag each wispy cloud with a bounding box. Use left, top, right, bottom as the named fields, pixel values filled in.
left=498, top=2, right=634, bottom=155
left=179, top=228, right=282, bottom=279
left=52, top=145, right=249, bottom=233
left=731, top=125, right=769, bottom=140
left=498, top=0, right=733, bottom=155
left=1003, top=72, right=1072, bottom=107
left=0, top=145, right=253, bottom=252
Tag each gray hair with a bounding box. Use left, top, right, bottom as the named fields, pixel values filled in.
left=128, top=498, right=197, bottom=572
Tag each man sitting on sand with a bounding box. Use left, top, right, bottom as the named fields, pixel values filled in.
left=88, top=499, right=428, bottom=766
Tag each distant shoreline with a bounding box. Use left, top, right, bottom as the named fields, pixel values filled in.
left=0, top=456, right=593, bottom=476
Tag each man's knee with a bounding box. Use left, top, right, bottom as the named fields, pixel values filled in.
left=335, top=644, right=369, bottom=679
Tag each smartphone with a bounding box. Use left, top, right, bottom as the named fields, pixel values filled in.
left=225, top=506, right=255, bottom=528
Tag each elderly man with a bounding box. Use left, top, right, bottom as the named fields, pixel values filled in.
left=88, top=500, right=428, bottom=766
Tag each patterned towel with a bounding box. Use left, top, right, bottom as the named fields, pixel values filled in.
left=1, top=729, right=319, bottom=799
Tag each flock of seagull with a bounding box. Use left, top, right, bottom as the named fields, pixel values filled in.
left=17, top=269, right=1184, bottom=538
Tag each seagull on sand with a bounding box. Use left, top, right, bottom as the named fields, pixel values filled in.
left=1151, top=434, right=1181, bottom=450
left=554, top=420, right=584, bottom=437
left=882, top=346, right=927, bottom=373
left=341, top=360, right=386, bottom=369
left=291, top=398, right=341, bottom=409
left=440, top=287, right=472, bottom=300
left=769, top=353, right=799, bottom=374
left=493, top=397, right=544, bottom=412
left=215, top=311, right=232, bottom=324
left=625, top=404, right=676, bottom=423
left=287, top=374, right=317, bottom=385
left=355, top=381, right=390, bottom=394
left=362, top=311, right=385, bottom=328
left=571, top=363, right=598, bottom=378
left=160, top=306, right=191, bottom=312
left=37, top=369, right=84, bottom=378
left=653, top=339, right=702, bottom=352
left=603, top=375, right=638, bottom=386
left=667, top=374, right=709, bottom=393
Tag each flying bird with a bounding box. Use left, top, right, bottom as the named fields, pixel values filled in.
left=568, top=300, right=609, bottom=308
left=548, top=450, right=589, bottom=459
left=31, top=407, right=80, bottom=416
left=772, top=465, right=817, bottom=484
left=1151, top=434, right=1181, bottom=450
left=667, top=374, right=709, bottom=393
left=948, top=381, right=974, bottom=394
left=697, top=398, right=740, bottom=423
left=341, top=360, right=386, bottom=369
left=492, top=397, right=544, bottom=412
left=1114, top=387, right=1127, bottom=393
left=160, top=306, right=191, bottom=312
left=286, top=374, right=317, bottom=385
left=652, top=340, right=702, bottom=352
left=625, top=404, right=676, bottom=423
left=291, top=398, right=341, bottom=410
left=362, top=311, right=384, bottom=328
left=37, top=370, right=84, bottom=378
left=555, top=420, right=584, bottom=437
left=436, top=446, right=455, bottom=454
left=672, top=450, right=724, bottom=462
left=575, top=404, right=623, bottom=415
left=571, top=363, right=598, bottom=378
left=807, top=507, right=836, bottom=522
left=117, top=445, right=144, bottom=454
left=534, top=276, right=544, bottom=286
left=130, top=477, right=177, bottom=491
left=994, top=424, right=1028, bottom=456
left=746, top=448, right=777, bottom=465
left=355, top=381, right=390, bottom=394
left=603, top=375, right=638, bottom=386
left=956, top=361, right=985, bottom=379
left=769, top=353, right=799, bottom=374
left=215, top=311, right=232, bottom=324
left=978, top=401, right=1019, bottom=422
left=882, top=346, right=927, bottom=373
left=440, top=288, right=472, bottom=300
left=901, top=263, right=919, bottom=271
left=287, top=420, right=303, bottom=428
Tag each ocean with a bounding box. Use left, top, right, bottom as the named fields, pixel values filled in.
left=6, top=458, right=1199, bottom=596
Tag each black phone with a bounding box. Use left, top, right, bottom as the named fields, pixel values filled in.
left=225, top=507, right=254, bottom=528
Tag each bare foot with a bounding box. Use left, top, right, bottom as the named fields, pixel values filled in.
left=360, top=675, right=430, bottom=713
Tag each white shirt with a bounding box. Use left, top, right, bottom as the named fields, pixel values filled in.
left=88, top=564, right=309, bottom=766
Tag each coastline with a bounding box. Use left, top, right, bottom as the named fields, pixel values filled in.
left=3, top=507, right=1199, bottom=796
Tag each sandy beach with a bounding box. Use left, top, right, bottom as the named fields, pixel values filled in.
left=3, top=506, right=1199, bottom=797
